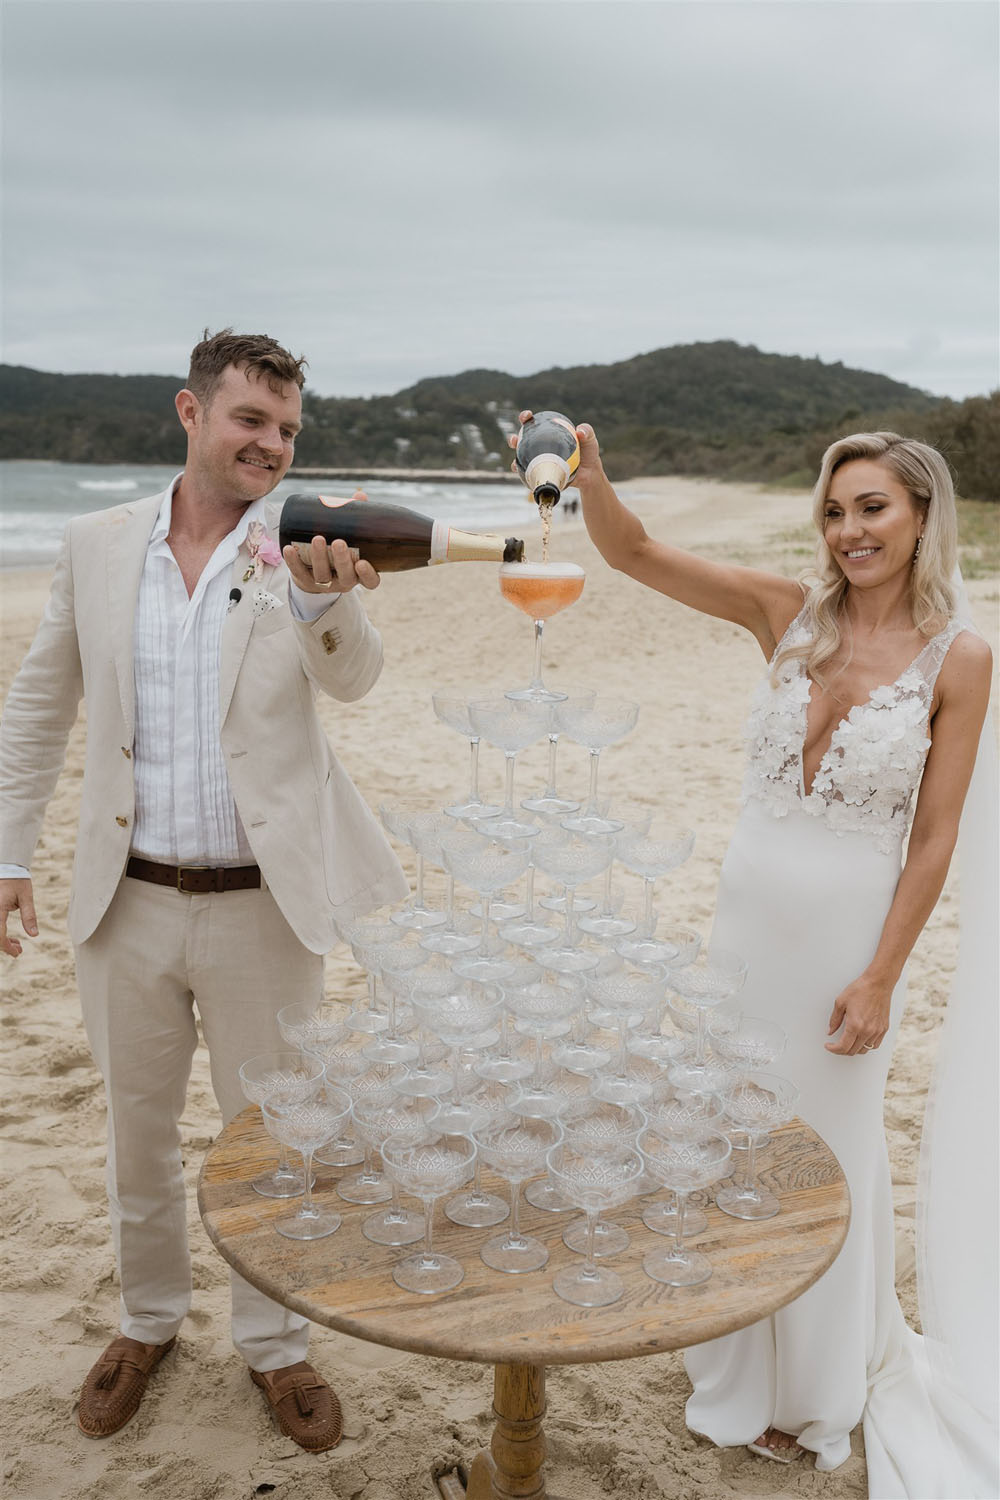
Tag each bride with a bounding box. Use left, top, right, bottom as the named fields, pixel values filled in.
left=514, top=416, right=997, bottom=1497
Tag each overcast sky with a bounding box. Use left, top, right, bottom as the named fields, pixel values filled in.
left=3, top=0, right=997, bottom=400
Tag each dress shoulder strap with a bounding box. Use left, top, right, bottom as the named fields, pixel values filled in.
left=910, top=617, right=972, bottom=694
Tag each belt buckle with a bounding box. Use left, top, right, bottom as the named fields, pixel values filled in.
left=176, top=865, right=211, bottom=894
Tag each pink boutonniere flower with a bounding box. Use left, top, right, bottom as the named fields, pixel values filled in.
left=244, top=521, right=284, bottom=581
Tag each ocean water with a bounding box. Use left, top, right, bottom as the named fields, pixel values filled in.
left=0, top=461, right=546, bottom=569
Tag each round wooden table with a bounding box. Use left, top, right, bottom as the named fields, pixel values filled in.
left=199, top=1108, right=849, bottom=1499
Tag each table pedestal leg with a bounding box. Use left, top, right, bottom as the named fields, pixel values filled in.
left=465, top=1361, right=551, bottom=1500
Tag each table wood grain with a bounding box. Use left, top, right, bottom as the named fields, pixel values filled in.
left=198, top=1107, right=850, bottom=1369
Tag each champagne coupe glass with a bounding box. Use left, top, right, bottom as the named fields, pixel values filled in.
left=337, top=1067, right=398, bottom=1205
left=473, top=967, right=539, bottom=1086
left=638, top=1127, right=733, bottom=1285
left=474, top=1114, right=562, bottom=1272
left=431, top=692, right=503, bottom=821
left=299, top=1029, right=369, bottom=1166
left=706, top=1014, right=785, bottom=1153
left=444, top=1078, right=512, bottom=1229
left=613, top=824, right=696, bottom=945
left=554, top=698, right=640, bottom=835
left=411, top=812, right=481, bottom=956
left=521, top=688, right=595, bottom=814
left=352, top=1093, right=437, bottom=1246
left=260, top=1083, right=353, bottom=1240
left=277, top=1002, right=366, bottom=1168
left=361, top=937, right=424, bottom=1065
left=586, top=969, right=666, bottom=1105
left=546, top=1143, right=645, bottom=1306
left=379, top=804, right=446, bottom=932
left=529, top=831, right=614, bottom=975
left=341, top=914, right=399, bottom=1032
left=504, top=981, right=582, bottom=1118
left=666, top=945, right=748, bottom=1081
left=499, top=560, right=586, bottom=703
left=716, top=1071, right=799, bottom=1221
left=238, top=1049, right=325, bottom=1197
left=381, top=1130, right=478, bottom=1294
left=560, top=1100, right=642, bottom=1257
left=467, top=698, right=551, bottom=840
left=639, top=1085, right=726, bottom=1239
left=577, top=806, right=652, bottom=940
left=412, top=986, right=504, bottom=1133
left=496, top=837, right=563, bottom=951
left=389, top=967, right=458, bottom=1097
left=440, top=831, right=530, bottom=984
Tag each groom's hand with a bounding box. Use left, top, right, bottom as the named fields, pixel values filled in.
left=0, top=877, right=38, bottom=959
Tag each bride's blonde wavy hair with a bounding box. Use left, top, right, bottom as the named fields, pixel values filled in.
left=772, top=431, right=958, bottom=690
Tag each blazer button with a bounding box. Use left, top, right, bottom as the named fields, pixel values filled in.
left=115, top=816, right=128, bottom=827
left=121, top=746, right=132, bottom=759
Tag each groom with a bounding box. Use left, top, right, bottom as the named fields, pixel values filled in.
left=0, top=329, right=406, bottom=1449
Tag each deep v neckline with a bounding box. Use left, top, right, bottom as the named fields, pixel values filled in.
left=797, top=632, right=942, bottom=801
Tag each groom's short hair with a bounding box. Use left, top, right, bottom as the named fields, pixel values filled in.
left=187, top=328, right=307, bottom=405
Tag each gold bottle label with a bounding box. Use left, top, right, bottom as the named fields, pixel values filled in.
left=430, top=521, right=508, bottom=564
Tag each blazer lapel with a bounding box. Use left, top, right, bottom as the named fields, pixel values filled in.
left=106, top=493, right=164, bottom=737
left=218, top=539, right=281, bottom=728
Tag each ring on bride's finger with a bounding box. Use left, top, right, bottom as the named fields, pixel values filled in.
left=861, top=1042, right=876, bottom=1051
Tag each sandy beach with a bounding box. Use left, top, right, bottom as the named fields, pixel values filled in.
left=1, top=476, right=996, bottom=1500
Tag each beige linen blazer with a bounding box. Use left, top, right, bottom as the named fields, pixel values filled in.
left=0, top=489, right=407, bottom=953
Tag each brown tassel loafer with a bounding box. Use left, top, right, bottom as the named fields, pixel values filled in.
left=250, top=1360, right=344, bottom=1452
left=77, top=1335, right=176, bottom=1437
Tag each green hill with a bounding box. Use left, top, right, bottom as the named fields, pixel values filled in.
left=1, top=342, right=996, bottom=498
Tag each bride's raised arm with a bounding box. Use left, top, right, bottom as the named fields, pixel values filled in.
left=513, top=413, right=803, bottom=658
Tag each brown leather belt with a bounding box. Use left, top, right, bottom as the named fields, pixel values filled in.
left=126, top=856, right=262, bottom=895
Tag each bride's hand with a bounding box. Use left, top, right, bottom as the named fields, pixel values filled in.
left=824, top=976, right=891, bottom=1056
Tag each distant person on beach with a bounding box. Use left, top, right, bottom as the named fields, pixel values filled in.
left=510, top=413, right=996, bottom=1496
left=0, top=329, right=406, bottom=1450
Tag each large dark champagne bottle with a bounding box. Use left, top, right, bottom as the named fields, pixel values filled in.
left=514, top=410, right=580, bottom=506
left=278, top=495, right=525, bottom=571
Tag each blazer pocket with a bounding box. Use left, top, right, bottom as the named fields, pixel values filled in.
left=252, top=606, right=294, bottom=638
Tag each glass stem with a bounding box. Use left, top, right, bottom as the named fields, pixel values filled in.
left=422, top=1195, right=437, bottom=1263
left=469, top=736, right=482, bottom=801
left=498, top=1008, right=511, bottom=1058
left=503, top=751, right=517, bottom=817
left=361, top=1145, right=379, bottom=1185
left=275, top=1145, right=294, bottom=1177
left=695, top=1007, right=707, bottom=1065
left=415, top=852, right=426, bottom=907
left=479, top=898, right=491, bottom=954
left=586, top=748, right=601, bottom=813
left=744, top=1135, right=759, bottom=1197
left=582, top=1211, right=599, bottom=1277
left=388, top=1183, right=406, bottom=1222
left=446, top=873, right=457, bottom=924
left=524, top=865, right=536, bottom=920
left=300, top=1150, right=317, bottom=1216
left=469, top=1157, right=488, bottom=1205
left=643, top=877, right=655, bottom=937
left=674, top=1191, right=688, bottom=1253
left=509, top=1179, right=525, bottom=1246
left=545, top=733, right=559, bottom=795
left=601, top=863, right=614, bottom=917
left=561, top=884, right=575, bottom=943
left=451, top=1045, right=463, bottom=1098
left=530, top=618, right=545, bottom=690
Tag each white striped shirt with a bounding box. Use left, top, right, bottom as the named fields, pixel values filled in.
left=130, top=483, right=258, bottom=864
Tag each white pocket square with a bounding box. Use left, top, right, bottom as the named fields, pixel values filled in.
left=252, top=588, right=283, bottom=617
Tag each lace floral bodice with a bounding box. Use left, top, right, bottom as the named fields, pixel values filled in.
left=742, top=606, right=969, bottom=853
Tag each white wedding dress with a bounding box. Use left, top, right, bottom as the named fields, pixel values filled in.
left=684, top=604, right=999, bottom=1498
